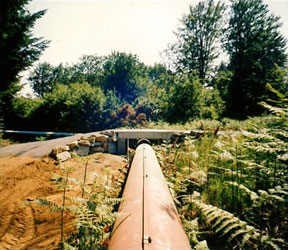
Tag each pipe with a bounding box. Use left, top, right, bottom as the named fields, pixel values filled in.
left=108, top=142, right=191, bottom=250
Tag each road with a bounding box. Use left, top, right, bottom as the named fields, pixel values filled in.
left=0, top=134, right=84, bottom=158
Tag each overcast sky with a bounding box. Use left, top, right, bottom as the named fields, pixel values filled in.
left=21, top=0, right=288, bottom=93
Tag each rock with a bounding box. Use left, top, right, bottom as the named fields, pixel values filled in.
left=68, top=141, right=78, bottom=151
left=80, top=136, right=89, bottom=140
left=78, top=140, right=90, bottom=146
left=95, top=135, right=108, bottom=142
left=71, top=152, right=78, bottom=158
left=76, top=145, right=90, bottom=156
left=91, top=146, right=105, bottom=153
left=102, top=142, right=108, bottom=150
left=87, top=136, right=95, bottom=144
left=93, top=142, right=102, bottom=147
left=56, top=151, right=71, bottom=162
left=50, top=145, right=69, bottom=156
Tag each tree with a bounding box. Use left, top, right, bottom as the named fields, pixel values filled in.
left=224, top=0, right=287, bottom=118
left=100, top=51, right=148, bottom=103
left=0, top=0, right=48, bottom=126
left=73, top=55, right=104, bottom=86
left=167, top=74, right=203, bottom=122
left=138, top=64, right=174, bottom=120
left=28, top=62, right=57, bottom=97
left=30, top=83, right=106, bottom=132
left=29, top=62, right=82, bottom=96
left=166, top=0, right=226, bottom=83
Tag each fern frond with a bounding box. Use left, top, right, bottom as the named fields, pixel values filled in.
left=189, top=200, right=259, bottom=247
left=214, top=217, right=238, bottom=234
left=224, top=181, right=258, bottom=200
left=103, top=197, right=123, bottom=205
left=31, top=198, right=62, bottom=212
left=260, top=102, right=288, bottom=119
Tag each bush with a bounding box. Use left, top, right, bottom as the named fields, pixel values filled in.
left=29, top=83, right=106, bottom=132
left=167, top=74, right=203, bottom=122
left=108, top=104, right=148, bottom=128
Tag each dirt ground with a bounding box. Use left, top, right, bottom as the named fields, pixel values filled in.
left=0, top=153, right=127, bottom=250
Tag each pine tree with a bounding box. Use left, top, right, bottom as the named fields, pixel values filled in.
left=224, top=0, right=287, bottom=118
left=0, top=0, right=48, bottom=127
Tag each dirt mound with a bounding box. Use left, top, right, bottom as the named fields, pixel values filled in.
left=0, top=154, right=126, bottom=250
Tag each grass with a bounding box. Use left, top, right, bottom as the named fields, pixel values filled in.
left=154, top=115, right=288, bottom=249
left=142, top=115, right=287, bottom=133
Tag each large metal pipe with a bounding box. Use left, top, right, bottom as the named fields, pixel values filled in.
left=108, top=142, right=191, bottom=250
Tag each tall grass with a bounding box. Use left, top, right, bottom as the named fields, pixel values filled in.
left=154, top=115, right=288, bottom=249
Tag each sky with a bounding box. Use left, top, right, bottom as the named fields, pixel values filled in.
left=21, top=0, right=288, bottom=93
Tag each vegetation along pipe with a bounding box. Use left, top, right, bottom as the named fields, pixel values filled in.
left=108, top=141, right=191, bottom=250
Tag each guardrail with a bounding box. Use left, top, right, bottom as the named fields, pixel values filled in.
left=1, top=130, right=75, bottom=137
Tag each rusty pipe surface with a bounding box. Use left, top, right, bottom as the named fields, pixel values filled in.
left=108, top=143, right=191, bottom=250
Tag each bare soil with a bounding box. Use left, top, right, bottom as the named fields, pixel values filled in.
left=0, top=153, right=127, bottom=250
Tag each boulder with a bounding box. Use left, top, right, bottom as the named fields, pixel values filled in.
left=102, top=142, right=108, bottom=150
left=87, top=136, right=95, bottom=144
left=91, top=146, right=105, bottom=153
left=50, top=145, right=69, bottom=156
left=76, top=145, right=90, bottom=156
left=93, top=142, right=102, bottom=147
left=95, top=135, right=108, bottom=142
left=56, top=151, right=71, bottom=162
left=80, top=136, right=89, bottom=140
left=78, top=140, right=91, bottom=146
left=68, top=141, right=78, bottom=151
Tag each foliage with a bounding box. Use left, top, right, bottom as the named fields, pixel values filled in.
left=29, top=83, right=106, bottom=132
left=260, top=83, right=288, bottom=119
left=166, top=74, right=203, bottom=122
left=28, top=62, right=58, bottom=97
left=137, top=65, right=174, bottom=121
left=166, top=0, right=226, bottom=83
left=63, top=167, right=125, bottom=250
left=31, top=156, right=127, bottom=250
left=8, top=96, right=43, bottom=130
left=73, top=55, right=104, bottom=87
left=0, top=0, right=48, bottom=127
left=29, top=55, right=104, bottom=96
left=154, top=107, right=288, bottom=249
left=223, top=0, right=287, bottom=118
left=100, top=51, right=148, bottom=103
left=200, top=87, right=225, bottom=120
left=108, top=104, right=147, bottom=128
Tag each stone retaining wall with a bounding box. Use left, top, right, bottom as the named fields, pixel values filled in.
left=50, top=132, right=116, bottom=162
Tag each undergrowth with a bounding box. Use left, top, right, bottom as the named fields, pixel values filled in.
left=31, top=155, right=128, bottom=250
left=154, top=99, right=288, bottom=249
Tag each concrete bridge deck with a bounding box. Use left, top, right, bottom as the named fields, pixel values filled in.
left=112, top=129, right=190, bottom=154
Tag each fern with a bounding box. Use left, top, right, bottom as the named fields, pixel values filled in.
left=187, top=199, right=286, bottom=249
left=224, top=181, right=258, bottom=201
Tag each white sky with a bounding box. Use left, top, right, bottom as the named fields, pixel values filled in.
left=21, top=0, right=288, bottom=94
